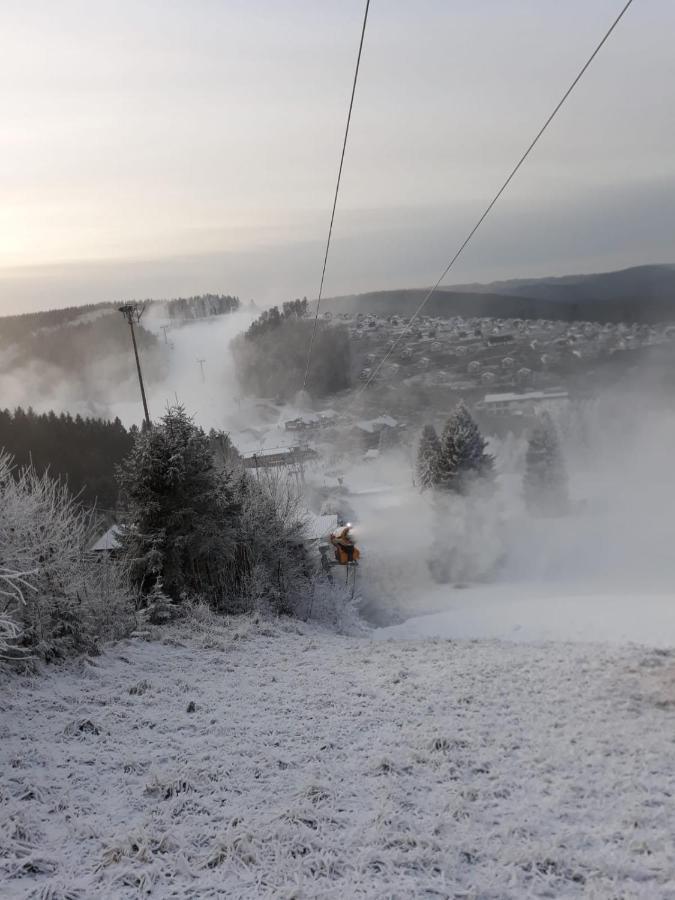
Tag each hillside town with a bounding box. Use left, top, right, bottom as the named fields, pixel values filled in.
left=341, top=310, right=675, bottom=393
left=223, top=309, right=675, bottom=480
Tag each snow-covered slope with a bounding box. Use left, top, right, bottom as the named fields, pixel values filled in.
left=376, top=584, right=675, bottom=647
left=2, top=619, right=675, bottom=898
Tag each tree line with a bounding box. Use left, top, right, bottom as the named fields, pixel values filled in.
left=162, top=294, right=240, bottom=319
left=416, top=402, right=568, bottom=514
left=0, top=407, right=134, bottom=508
left=0, top=311, right=162, bottom=380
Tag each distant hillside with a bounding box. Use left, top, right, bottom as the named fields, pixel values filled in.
left=0, top=293, right=240, bottom=419
left=0, top=293, right=240, bottom=348
left=455, top=264, right=675, bottom=302
left=0, top=302, right=116, bottom=350
left=320, top=290, right=563, bottom=322
left=322, top=264, right=675, bottom=324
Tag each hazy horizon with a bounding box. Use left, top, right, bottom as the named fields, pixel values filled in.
left=2, top=0, right=674, bottom=315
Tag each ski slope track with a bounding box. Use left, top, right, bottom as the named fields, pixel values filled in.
left=2, top=619, right=675, bottom=898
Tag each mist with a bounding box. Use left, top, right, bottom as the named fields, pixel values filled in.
left=0, top=306, right=258, bottom=430
left=137, top=307, right=258, bottom=430
left=348, top=383, right=675, bottom=643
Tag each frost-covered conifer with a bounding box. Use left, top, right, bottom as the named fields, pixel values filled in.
left=523, top=412, right=568, bottom=516
left=436, top=402, right=493, bottom=493
left=415, top=424, right=441, bottom=491
left=142, top=578, right=176, bottom=625
left=118, top=406, right=313, bottom=616
left=117, top=405, right=241, bottom=604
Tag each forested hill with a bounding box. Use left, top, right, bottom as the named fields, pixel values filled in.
left=0, top=407, right=134, bottom=508
left=0, top=302, right=115, bottom=350
left=454, top=264, right=675, bottom=306
left=0, top=293, right=241, bottom=417
left=321, top=264, right=675, bottom=324
left=0, top=308, right=165, bottom=416
left=0, top=293, right=240, bottom=349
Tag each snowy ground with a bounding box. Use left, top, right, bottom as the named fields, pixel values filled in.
left=2, top=618, right=675, bottom=898
left=376, top=583, right=675, bottom=647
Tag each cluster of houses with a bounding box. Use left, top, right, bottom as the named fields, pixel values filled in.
left=282, top=410, right=404, bottom=457
left=320, top=310, right=675, bottom=393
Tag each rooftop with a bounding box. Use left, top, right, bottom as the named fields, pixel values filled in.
left=483, top=390, right=569, bottom=404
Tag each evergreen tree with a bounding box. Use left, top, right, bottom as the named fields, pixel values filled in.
left=415, top=424, right=441, bottom=491
left=117, top=405, right=241, bottom=604
left=435, top=402, right=494, bottom=493
left=523, top=412, right=568, bottom=516
left=142, top=577, right=176, bottom=625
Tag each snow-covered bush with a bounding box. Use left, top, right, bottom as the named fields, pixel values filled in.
left=0, top=451, right=135, bottom=661
left=0, top=569, right=29, bottom=659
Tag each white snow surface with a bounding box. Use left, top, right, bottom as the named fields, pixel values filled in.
left=2, top=618, right=675, bottom=898
left=376, top=584, right=675, bottom=647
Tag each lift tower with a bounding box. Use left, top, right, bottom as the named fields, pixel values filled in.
left=118, top=303, right=151, bottom=428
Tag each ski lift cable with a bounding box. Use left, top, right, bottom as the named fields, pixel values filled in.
left=302, top=0, right=371, bottom=392
left=357, top=0, right=635, bottom=397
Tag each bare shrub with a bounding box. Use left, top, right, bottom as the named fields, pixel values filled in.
left=230, top=467, right=313, bottom=616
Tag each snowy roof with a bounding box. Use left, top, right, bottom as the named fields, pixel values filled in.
left=353, top=415, right=398, bottom=433
left=483, top=390, right=569, bottom=404
left=243, top=446, right=294, bottom=459
left=372, top=415, right=397, bottom=428
left=354, top=420, right=377, bottom=434
left=91, top=524, right=124, bottom=552
left=304, top=513, right=339, bottom=542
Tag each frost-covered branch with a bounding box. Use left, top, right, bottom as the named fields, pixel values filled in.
left=0, top=449, right=134, bottom=662
left=0, top=567, right=39, bottom=604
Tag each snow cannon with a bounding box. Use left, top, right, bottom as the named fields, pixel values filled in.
left=309, top=524, right=361, bottom=616
left=330, top=524, right=360, bottom=566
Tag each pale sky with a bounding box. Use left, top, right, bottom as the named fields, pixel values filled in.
left=1, top=0, right=674, bottom=314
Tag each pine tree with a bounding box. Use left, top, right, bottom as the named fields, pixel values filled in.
left=415, top=424, right=441, bottom=491
left=435, top=401, right=494, bottom=493
left=117, top=405, right=241, bottom=604
left=142, top=577, right=176, bottom=625
left=523, top=412, right=568, bottom=516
